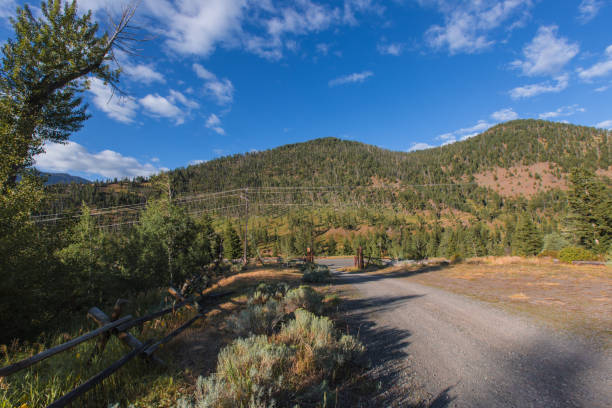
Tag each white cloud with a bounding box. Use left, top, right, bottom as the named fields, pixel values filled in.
left=139, top=90, right=199, bottom=125
left=205, top=79, right=234, bottom=105
left=144, top=0, right=247, bottom=56
left=595, top=84, right=610, bottom=92
left=408, top=142, right=434, bottom=152
left=34, top=141, right=161, bottom=179
left=189, top=159, right=206, bottom=165
left=81, top=0, right=385, bottom=62
left=140, top=94, right=183, bottom=123
left=577, top=45, right=612, bottom=80
left=0, top=0, right=15, bottom=18
left=509, top=74, right=569, bottom=99
left=87, top=78, right=139, bottom=124
left=192, top=64, right=235, bottom=105
left=205, top=113, right=226, bottom=135
left=596, top=120, right=612, bottom=129
left=578, top=0, right=604, bottom=23
left=436, top=119, right=495, bottom=145
left=377, top=42, right=403, bottom=56
left=423, top=0, right=532, bottom=55
left=192, top=63, right=216, bottom=81
left=538, top=104, right=585, bottom=119
left=491, top=108, right=518, bottom=121
left=265, top=1, right=339, bottom=38
left=122, top=63, right=165, bottom=84
left=511, top=26, right=579, bottom=76
left=168, top=89, right=200, bottom=110
left=329, top=71, right=373, bottom=87
left=137, top=0, right=383, bottom=61
left=316, top=43, right=330, bottom=55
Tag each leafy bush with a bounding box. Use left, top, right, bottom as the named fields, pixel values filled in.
left=190, top=335, right=292, bottom=408
left=228, top=299, right=285, bottom=336
left=284, top=286, right=323, bottom=314
left=542, top=233, right=568, bottom=252
left=559, top=246, right=597, bottom=263
left=301, top=264, right=331, bottom=283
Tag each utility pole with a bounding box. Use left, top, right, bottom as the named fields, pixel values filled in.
left=241, top=188, right=249, bottom=265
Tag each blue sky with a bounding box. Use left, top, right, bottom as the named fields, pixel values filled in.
left=2, top=0, right=612, bottom=180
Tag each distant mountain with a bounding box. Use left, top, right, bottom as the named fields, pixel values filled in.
left=44, top=120, right=611, bottom=214
left=39, top=172, right=91, bottom=185
left=167, top=119, right=610, bottom=194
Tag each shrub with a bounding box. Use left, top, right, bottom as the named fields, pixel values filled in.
left=190, top=335, right=292, bottom=408
left=229, top=299, right=285, bottom=336
left=323, top=293, right=341, bottom=312
left=558, top=246, right=597, bottom=263
left=284, top=286, right=323, bottom=314
left=249, top=282, right=289, bottom=305
left=277, top=309, right=365, bottom=380
left=537, top=250, right=559, bottom=258
left=450, top=253, right=463, bottom=264
left=301, top=264, right=331, bottom=283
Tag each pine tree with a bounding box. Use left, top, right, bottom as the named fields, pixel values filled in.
left=327, top=235, right=337, bottom=255
left=512, top=215, right=542, bottom=256
left=565, top=168, right=612, bottom=252
left=223, top=220, right=242, bottom=260
left=342, top=236, right=352, bottom=255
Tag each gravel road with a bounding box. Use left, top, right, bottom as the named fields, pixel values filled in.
left=318, top=258, right=612, bottom=408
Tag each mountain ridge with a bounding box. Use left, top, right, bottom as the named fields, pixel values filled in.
left=43, top=119, right=611, bottom=213
left=169, top=119, right=610, bottom=193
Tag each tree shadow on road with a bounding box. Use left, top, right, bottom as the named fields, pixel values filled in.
left=336, top=294, right=455, bottom=407
left=335, top=263, right=451, bottom=286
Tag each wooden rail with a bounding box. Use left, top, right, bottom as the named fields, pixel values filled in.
left=0, top=279, right=219, bottom=407
left=0, top=315, right=132, bottom=377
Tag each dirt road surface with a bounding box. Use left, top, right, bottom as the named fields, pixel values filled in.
left=318, top=258, right=612, bottom=408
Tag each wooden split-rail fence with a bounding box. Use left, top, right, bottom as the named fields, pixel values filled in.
left=0, top=280, right=232, bottom=408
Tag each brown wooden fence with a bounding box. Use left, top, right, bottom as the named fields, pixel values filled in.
left=0, top=281, right=231, bottom=408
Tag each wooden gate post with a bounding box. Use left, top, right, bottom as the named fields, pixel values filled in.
left=357, top=246, right=364, bottom=269
left=306, top=247, right=314, bottom=263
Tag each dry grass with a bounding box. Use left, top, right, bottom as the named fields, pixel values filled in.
left=202, top=266, right=302, bottom=296
left=369, top=258, right=612, bottom=347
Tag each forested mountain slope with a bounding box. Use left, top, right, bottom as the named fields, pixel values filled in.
left=45, top=120, right=611, bottom=210
left=169, top=119, right=611, bottom=193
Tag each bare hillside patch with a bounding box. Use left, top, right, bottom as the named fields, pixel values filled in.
left=474, top=162, right=567, bottom=197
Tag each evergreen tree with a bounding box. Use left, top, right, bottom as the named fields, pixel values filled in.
left=564, top=168, right=612, bottom=252
left=327, top=235, right=337, bottom=255
left=223, top=220, right=242, bottom=260
left=342, top=236, right=353, bottom=255
left=512, top=215, right=542, bottom=256
left=542, top=232, right=568, bottom=252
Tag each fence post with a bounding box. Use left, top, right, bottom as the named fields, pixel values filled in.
left=357, top=246, right=364, bottom=269
left=87, top=299, right=128, bottom=365
left=88, top=307, right=165, bottom=366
